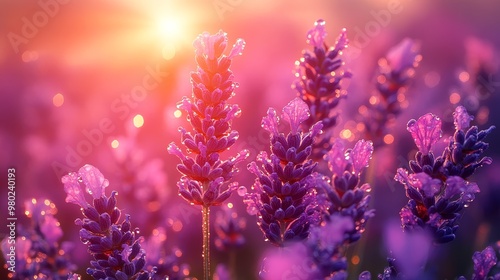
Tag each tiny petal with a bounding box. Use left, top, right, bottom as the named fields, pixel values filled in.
left=62, top=172, right=88, bottom=208
left=386, top=38, right=420, bottom=73
left=407, top=113, right=442, bottom=154
left=79, top=164, right=109, bottom=199
left=334, top=28, right=349, bottom=53
left=228, top=38, right=246, bottom=59
left=282, top=97, right=310, bottom=134
left=326, top=139, right=348, bottom=176
left=350, top=140, right=374, bottom=173
left=261, top=108, right=280, bottom=136
left=453, top=106, right=474, bottom=131
left=306, top=19, right=327, bottom=48
left=412, top=173, right=441, bottom=198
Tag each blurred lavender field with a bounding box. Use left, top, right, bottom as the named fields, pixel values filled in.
left=1, top=0, right=499, bottom=279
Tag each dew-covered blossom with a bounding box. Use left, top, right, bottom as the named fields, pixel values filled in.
left=62, top=164, right=154, bottom=280
left=396, top=107, right=494, bottom=243
left=360, top=38, right=421, bottom=147
left=1, top=199, right=76, bottom=279
left=142, top=228, right=191, bottom=280
left=242, top=98, right=323, bottom=246
left=214, top=208, right=246, bottom=251
left=293, top=19, right=351, bottom=162
left=168, top=30, right=247, bottom=207
left=319, top=138, right=375, bottom=243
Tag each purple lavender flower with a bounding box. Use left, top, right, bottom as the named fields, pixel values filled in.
left=62, top=164, right=154, bottom=280
left=360, top=38, right=421, bottom=147
left=293, top=19, right=351, bottom=161
left=168, top=30, right=247, bottom=207
left=242, top=97, right=323, bottom=246
left=397, top=107, right=494, bottom=243
left=1, top=199, right=76, bottom=280
left=319, top=138, right=375, bottom=243
left=441, top=106, right=495, bottom=179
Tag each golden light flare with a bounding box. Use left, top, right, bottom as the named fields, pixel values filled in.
left=111, top=139, right=120, bottom=149
left=133, top=114, right=144, bottom=128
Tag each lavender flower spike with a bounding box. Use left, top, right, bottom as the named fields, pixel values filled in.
left=243, top=98, right=323, bottom=246
left=397, top=108, right=494, bottom=243
left=321, top=138, right=375, bottom=243
left=62, top=164, right=154, bottom=280
left=294, top=19, right=351, bottom=161
left=168, top=30, right=247, bottom=207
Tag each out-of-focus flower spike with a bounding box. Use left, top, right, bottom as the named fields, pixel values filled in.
left=386, top=38, right=420, bottom=73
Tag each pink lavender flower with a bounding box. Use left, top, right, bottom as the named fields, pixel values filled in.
left=168, top=30, right=247, bottom=207
left=360, top=38, right=421, bottom=147
left=294, top=19, right=351, bottom=161
left=62, top=164, right=154, bottom=280
left=397, top=107, right=494, bottom=243
left=320, top=138, right=375, bottom=243
left=1, top=199, right=76, bottom=279
left=242, top=98, right=323, bottom=246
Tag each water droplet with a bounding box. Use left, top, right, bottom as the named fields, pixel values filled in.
left=237, top=186, right=247, bottom=196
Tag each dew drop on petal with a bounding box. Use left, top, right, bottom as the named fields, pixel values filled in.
left=237, top=186, right=247, bottom=196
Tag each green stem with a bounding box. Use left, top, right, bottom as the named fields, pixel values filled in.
left=202, top=205, right=211, bottom=280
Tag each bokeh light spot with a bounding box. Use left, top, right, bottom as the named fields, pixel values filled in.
left=340, top=129, right=352, bottom=139
left=449, top=92, right=461, bottom=104
left=351, top=255, right=360, bottom=265
left=172, top=220, right=183, bottom=232
left=383, top=134, right=394, bottom=145
left=459, top=71, right=470, bottom=83
left=174, top=109, right=182, bottom=118
left=111, top=139, right=120, bottom=149
left=424, top=71, right=440, bottom=88
left=133, top=114, right=144, bottom=128
left=53, top=93, right=64, bottom=107
left=227, top=202, right=233, bottom=208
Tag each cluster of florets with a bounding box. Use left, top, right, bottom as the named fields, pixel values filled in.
left=293, top=19, right=351, bottom=161
left=168, top=30, right=247, bottom=207
left=316, top=138, right=375, bottom=243
left=396, top=106, right=495, bottom=243
left=242, top=98, right=323, bottom=246
left=62, top=164, right=154, bottom=280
